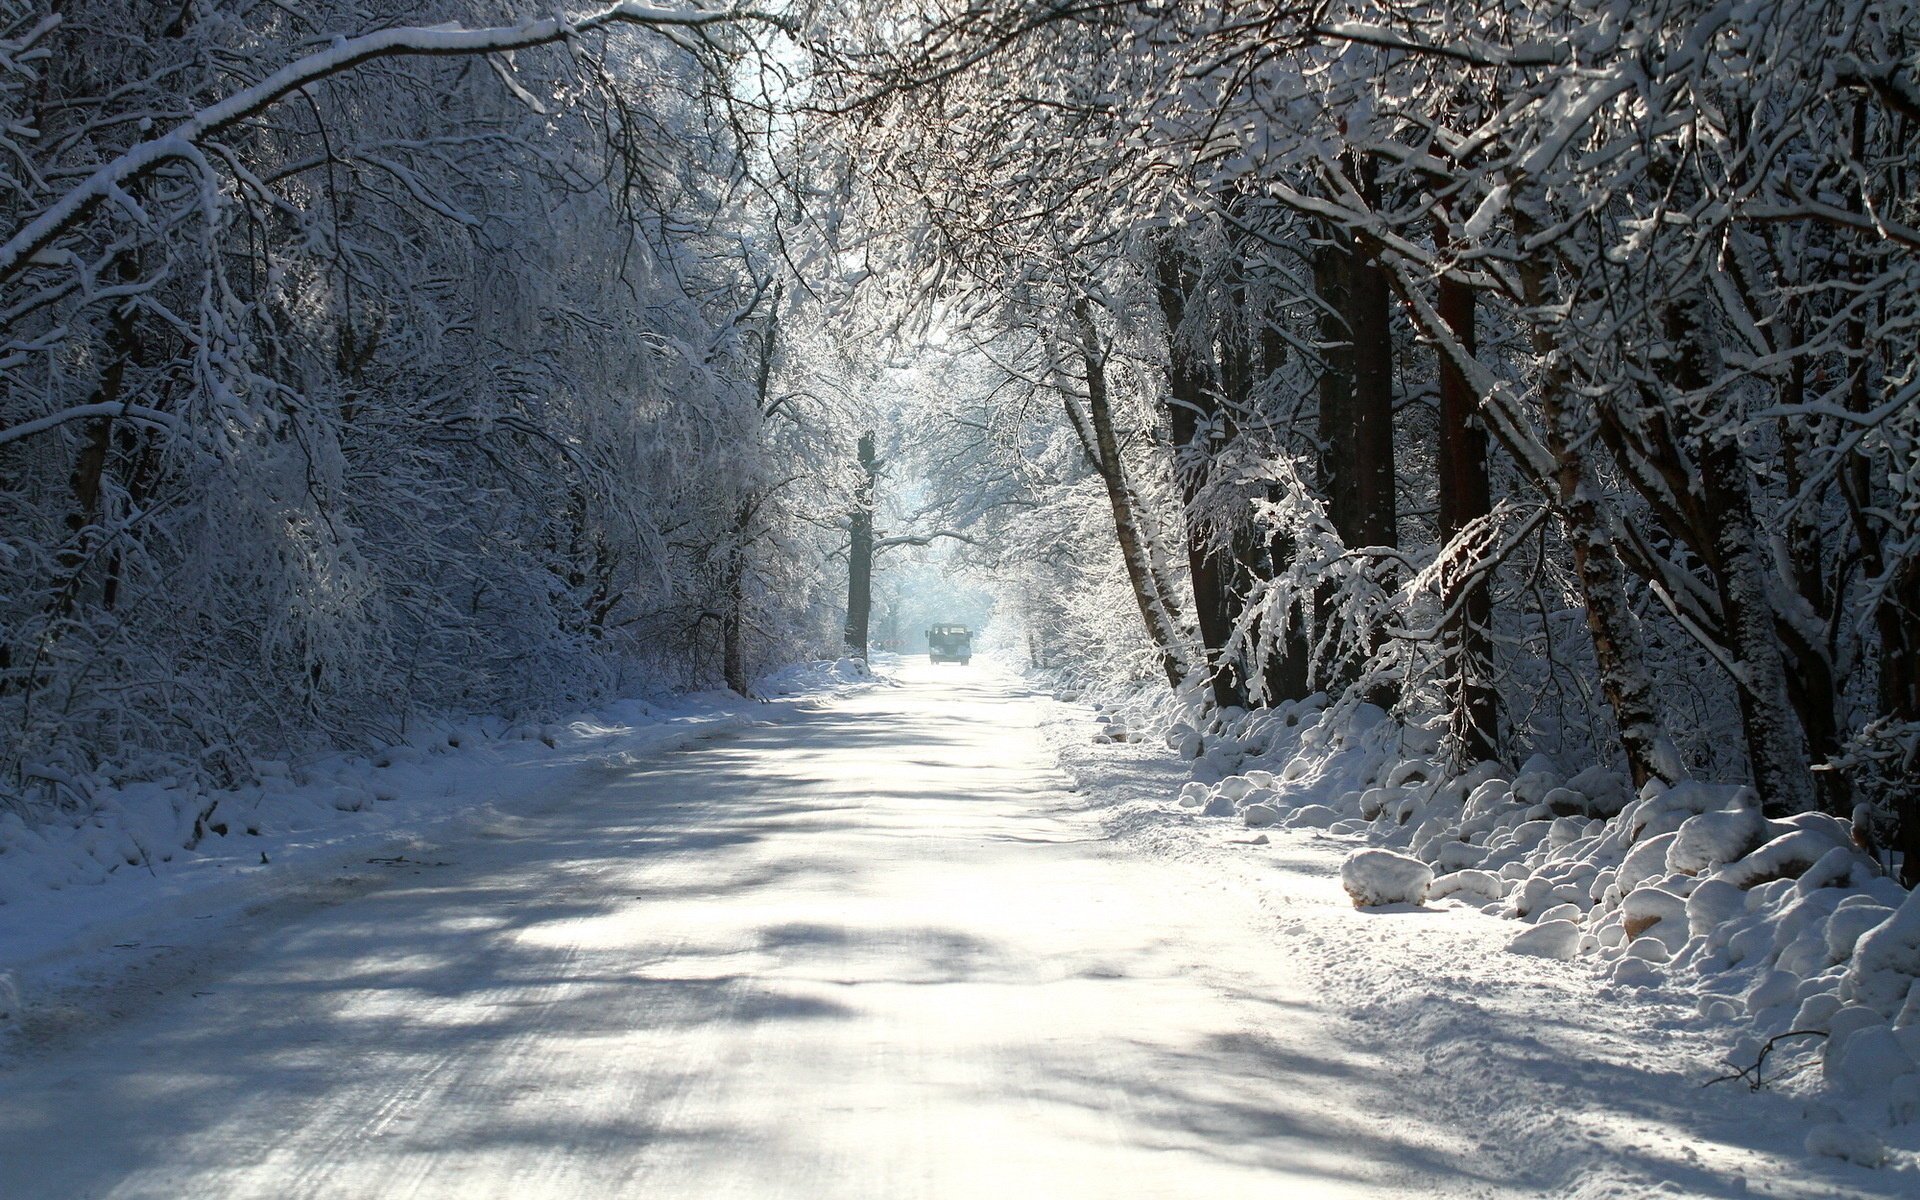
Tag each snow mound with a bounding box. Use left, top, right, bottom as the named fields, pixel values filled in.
left=1340, top=849, right=1432, bottom=908
left=1429, top=869, right=1505, bottom=904
left=759, top=655, right=890, bottom=698
left=833, top=656, right=871, bottom=679
left=1286, top=804, right=1340, bottom=830
left=1841, top=886, right=1920, bottom=1017
left=1508, top=920, right=1581, bottom=960
left=1804, top=1122, right=1887, bottom=1167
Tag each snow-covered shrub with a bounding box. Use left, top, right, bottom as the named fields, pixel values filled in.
left=1164, top=696, right=1918, bottom=1103
left=1340, top=849, right=1433, bottom=908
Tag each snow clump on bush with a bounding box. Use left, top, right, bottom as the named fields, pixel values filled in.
left=1340, top=849, right=1433, bottom=908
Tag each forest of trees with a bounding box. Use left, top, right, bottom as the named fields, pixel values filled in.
left=0, top=1, right=866, bottom=813
left=837, top=0, right=1920, bottom=884
left=4, top=2, right=1918, bottom=882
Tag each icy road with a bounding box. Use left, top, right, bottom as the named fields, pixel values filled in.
left=0, top=663, right=1906, bottom=1197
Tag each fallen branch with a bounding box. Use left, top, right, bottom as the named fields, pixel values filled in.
left=1702, top=1029, right=1827, bottom=1092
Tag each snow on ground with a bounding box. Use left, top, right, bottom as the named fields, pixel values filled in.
left=0, top=656, right=881, bottom=1041
left=1, top=658, right=1914, bottom=1198
left=1044, top=693, right=1920, bottom=1195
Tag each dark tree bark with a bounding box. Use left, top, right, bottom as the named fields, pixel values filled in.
left=1313, top=195, right=1398, bottom=703
left=1582, top=294, right=1816, bottom=812
left=50, top=251, right=144, bottom=629
left=843, top=431, right=876, bottom=657
left=1313, top=234, right=1398, bottom=554
left=1695, top=425, right=1815, bottom=813
left=722, top=498, right=752, bottom=695
left=1256, top=303, right=1313, bottom=706
left=1884, top=560, right=1920, bottom=887
left=1667, top=295, right=1813, bottom=812
left=1068, top=299, right=1190, bottom=689
left=1512, top=210, right=1671, bottom=790
left=1772, top=348, right=1848, bottom=814
left=1153, top=242, right=1245, bottom=708
left=724, top=299, right=781, bottom=695
left=1435, top=269, right=1499, bottom=762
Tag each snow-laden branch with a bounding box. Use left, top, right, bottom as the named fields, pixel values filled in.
left=1311, top=21, right=1569, bottom=70
left=0, top=3, right=784, bottom=286
left=873, top=529, right=978, bottom=553
left=0, top=401, right=180, bottom=447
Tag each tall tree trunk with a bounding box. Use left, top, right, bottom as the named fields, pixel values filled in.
left=1696, top=431, right=1816, bottom=812
left=1513, top=212, right=1670, bottom=790
left=1071, top=299, right=1190, bottom=689
left=1884, top=559, right=1920, bottom=887
left=1313, top=205, right=1398, bottom=704
left=1217, top=238, right=1274, bottom=707
left=1313, top=234, right=1398, bottom=553
left=1774, top=349, right=1848, bottom=814
left=50, top=252, right=143, bottom=630
left=1661, top=300, right=1816, bottom=813
left=843, top=432, right=876, bottom=657
left=1153, top=243, right=1244, bottom=707
left=722, top=498, right=752, bottom=695
left=1257, top=314, right=1313, bottom=705
left=727, top=293, right=780, bottom=695
left=1435, top=270, right=1499, bottom=762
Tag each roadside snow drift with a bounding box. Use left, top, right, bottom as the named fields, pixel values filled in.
left=1161, top=695, right=1918, bottom=1120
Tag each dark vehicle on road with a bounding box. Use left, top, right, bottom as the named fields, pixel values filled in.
left=927, top=625, right=972, bottom=665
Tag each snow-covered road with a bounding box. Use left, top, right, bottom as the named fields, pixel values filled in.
left=0, top=664, right=1906, bottom=1197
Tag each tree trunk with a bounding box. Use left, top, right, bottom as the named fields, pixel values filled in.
left=1153, top=243, right=1245, bottom=707
left=1260, top=526, right=1312, bottom=704
left=1695, top=428, right=1816, bottom=813
left=1883, top=559, right=1920, bottom=887
left=722, top=498, right=752, bottom=695
left=1657, top=295, right=1815, bottom=812
left=1257, top=316, right=1313, bottom=705
left=843, top=432, right=876, bottom=658
left=1435, top=271, right=1499, bottom=762
left=51, top=252, right=143, bottom=627
left=1313, top=234, right=1398, bottom=554
left=1774, top=351, right=1848, bottom=814
left=1513, top=213, right=1670, bottom=790
left=1072, top=299, right=1189, bottom=689
left=1313, top=206, right=1398, bottom=704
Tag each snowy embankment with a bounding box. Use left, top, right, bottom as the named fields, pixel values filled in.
left=1080, top=690, right=1918, bottom=1167
left=0, top=657, right=881, bottom=1032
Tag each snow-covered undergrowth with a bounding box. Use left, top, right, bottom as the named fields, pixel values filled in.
left=1146, top=696, right=1919, bottom=1130
left=2, top=655, right=877, bottom=898
left=0, top=657, right=879, bottom=1027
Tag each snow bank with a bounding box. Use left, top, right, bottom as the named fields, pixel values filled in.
left=0, top=659, right=877, bottom=1034
left=1156, top=697, right=1918, bottom=1114
left=759, top=654, right=890, bottom=697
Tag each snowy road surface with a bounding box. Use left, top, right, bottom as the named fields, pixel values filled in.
left=0, top=664, right=1905, bottom=1197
